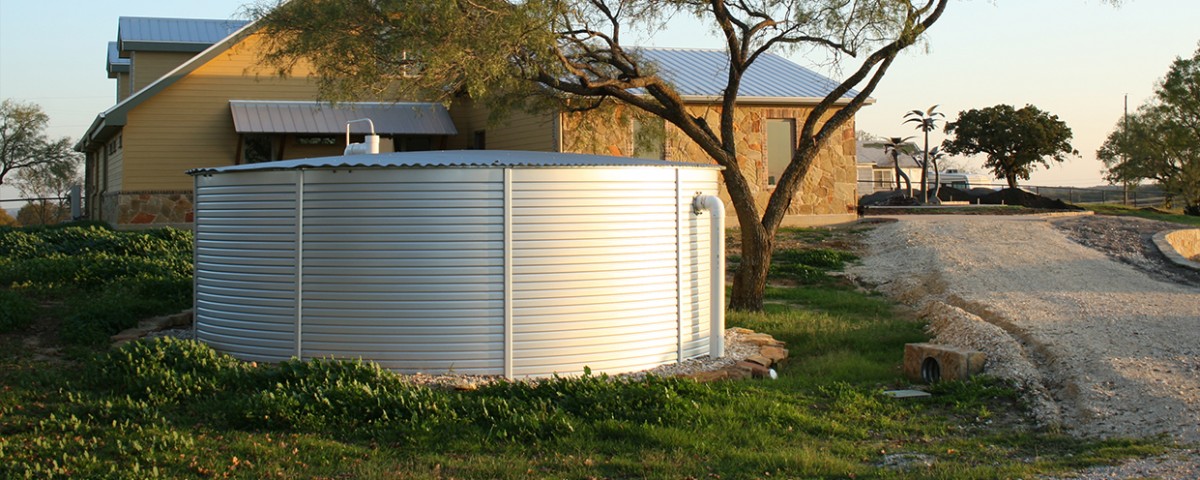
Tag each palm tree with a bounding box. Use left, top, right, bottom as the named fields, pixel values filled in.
left=904, top=105, right=945, bottom=202
left=882, top=136, right=915, bottom=195
left=926, top=146, right=946, bottom=202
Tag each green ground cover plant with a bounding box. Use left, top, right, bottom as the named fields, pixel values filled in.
left=1087, top=204, right=1200, bottom=226
left=0, top=223, right=193, bottom=345
left=0, top=224, right=1166, bottom=479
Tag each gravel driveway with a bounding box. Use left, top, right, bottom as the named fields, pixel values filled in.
left=848, top=214, right=1200, bottom=444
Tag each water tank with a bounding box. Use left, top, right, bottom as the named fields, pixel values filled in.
left=189, top=150, right=724, bottom=378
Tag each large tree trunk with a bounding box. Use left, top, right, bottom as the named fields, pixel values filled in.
left=729, top=221, right=772, bottom=311
left=1006, top=174, right=1018, bottom=189
left=930, top=159, right=942, bottom=203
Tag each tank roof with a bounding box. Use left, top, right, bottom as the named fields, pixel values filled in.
left=189, top=150, right=724, bottom=175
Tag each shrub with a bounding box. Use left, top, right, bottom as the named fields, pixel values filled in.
left=0, top=289, right=36, bottom=333
left=60, top=279, right=191, bottom=346
left=239, top=358, right=450, bottom=436
left=93, top=337, right=245, bottom=405
left=474, top=370, right=704, bottom=426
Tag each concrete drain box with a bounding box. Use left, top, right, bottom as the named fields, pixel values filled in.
left=903, top=343, right=985, bottom=383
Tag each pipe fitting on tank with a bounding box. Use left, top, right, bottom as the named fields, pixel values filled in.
left=691, top=193, right=726, bottom=358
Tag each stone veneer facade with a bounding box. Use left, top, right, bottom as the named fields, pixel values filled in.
left=99, top=191, right=194, bottom=228
left=560, top=104, right=858, bottom=224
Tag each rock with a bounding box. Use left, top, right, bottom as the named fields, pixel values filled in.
left=722, top=366, right=752, bottom=380
left=744, top=354, right=773, bottom=368
left=728, top=327, right=756, bottom=335
left=735, top=360, right=771, bottom=378
left=743, top=333, right=784, bottom=347
left=683, top=370, right=734, bottom=383
left=759, top=346, right=789, bottom=363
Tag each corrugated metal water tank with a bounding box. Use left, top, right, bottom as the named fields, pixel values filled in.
left=189, top=150, right=723, bottom=378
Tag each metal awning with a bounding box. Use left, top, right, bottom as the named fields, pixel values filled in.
left=229, top=100, right=458, bottom=136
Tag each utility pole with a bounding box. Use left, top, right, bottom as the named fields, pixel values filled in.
left=1123, top=94, right=1130, bottom=205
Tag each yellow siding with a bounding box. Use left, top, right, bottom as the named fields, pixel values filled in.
left=106, top=142, right=123, bottom=192
left=447, top=99, right=556, bottom=151
left=121, top=34, right=319, bottom=191
left=117, top=72, right=131, bottom=102
left=130, top=51, right=196, bottom=93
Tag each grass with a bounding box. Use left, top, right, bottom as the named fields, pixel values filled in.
left=1086, top=203, right=1200, bottom=226
left=0, top=225, right=1170, bottom=479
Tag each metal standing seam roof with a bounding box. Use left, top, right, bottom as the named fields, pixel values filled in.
left=188, top=150, right=724, bottom=175
left=106, top=42, right=130, bottom=77
left=636, top=48, right=858, bottom=100
left=117, top=17, right=250, bottom=52
left=229, top=101, right=458, bottom=136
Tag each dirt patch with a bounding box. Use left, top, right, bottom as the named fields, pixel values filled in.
left=978, top=188, right=1083, bottom=210
left=848, top=215, right=1200, bottom=444
left=1052, top=215, right=1200, bottom=288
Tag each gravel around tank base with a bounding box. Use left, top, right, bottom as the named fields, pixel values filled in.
left=847, top=214, right=1200, bottom=446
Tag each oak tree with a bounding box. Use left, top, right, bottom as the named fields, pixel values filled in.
left=247, top=0, right=951, bottom=310
left=0, top=100, right=78, bottom=193
left=1098, top=46, right=1199, bottom=214
left=942, top=104, right=1077, bottom=190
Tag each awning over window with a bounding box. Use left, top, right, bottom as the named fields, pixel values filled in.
left=229, top=100, right=458, bottom=136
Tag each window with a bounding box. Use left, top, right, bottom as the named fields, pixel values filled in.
left=242, top=135, right=281, bottom=164
left=472, top=130, right=486, bottom=150
left=632, top=117, right=665, bottom=160
left=297, top=136, right=337, bottom=145
left=396, top=136, right=433, bottom=152
left=765, top=119, right=794, bottom=186
left=873, top=170, right=893, bottom=190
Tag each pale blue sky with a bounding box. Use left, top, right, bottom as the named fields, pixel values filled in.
left=1, top=0, right=1196, bottom=194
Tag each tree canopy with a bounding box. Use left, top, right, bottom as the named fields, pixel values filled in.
left=1097, top=45, right=1199, bottom=214
left=0, top=99, right=78, bottom=195
left=248, top=0, right=950, bottom=310
left=942, top=104, right=1077, bottom=189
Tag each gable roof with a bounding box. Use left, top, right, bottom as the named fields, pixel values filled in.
left=857, top=141, right=921, bottom=168
left=80, top=17, right=870, bottom=150
left=637, top=48, right=860, bottom=102
left=117, top=17, right=250, bottom=53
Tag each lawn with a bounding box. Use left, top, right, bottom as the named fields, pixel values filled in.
left=0, top=223, right=1165, bottom=479
left=1086, top=204, right=1200, bottom=226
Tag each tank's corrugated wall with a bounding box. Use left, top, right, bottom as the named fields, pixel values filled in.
left=509, top=168, right=717, bottom=377
left=194, top=171, right=299, bottom=362
left=193, top=164, right=720, bottom=378
left=298, top=169, right=506, bottom=375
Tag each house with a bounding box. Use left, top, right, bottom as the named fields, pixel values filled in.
left=855, top=140, right=923, bottom=197
left=78, top=17, right=864, bottom=228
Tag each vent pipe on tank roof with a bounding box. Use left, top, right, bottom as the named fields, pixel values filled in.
left=344, top=118, right=380, bottom=155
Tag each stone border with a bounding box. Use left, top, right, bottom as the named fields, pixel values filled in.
left=678, top=327, right=789, bottom=382
left=110, top=309, right=194, bottom=347
left=1152, top=229, right=1200, bottom=271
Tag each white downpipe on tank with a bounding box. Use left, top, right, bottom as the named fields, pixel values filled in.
left=692, top=193, right=726, bottom=358
left=344, top=118, right=380, bottom=155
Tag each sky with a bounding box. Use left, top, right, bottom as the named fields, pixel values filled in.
left=1, top=0, right=1197, bottom=203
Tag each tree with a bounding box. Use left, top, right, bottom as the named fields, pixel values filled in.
left=0, top=208, right=17, bottom=227
left=1097, top=45, right=1200, bottom=214
left=16, top=202, right=68, bottom=226
left=882, top=136, right=915, bottom=194
left=0, top=100, right=77, bottom=194
left=903, top=104, right=943, bottom=202
left=14, top=157, right=82, bottom=224
left=942, top=104, right=1077, bottom=189
left=248, top=0, right=950, bottom=311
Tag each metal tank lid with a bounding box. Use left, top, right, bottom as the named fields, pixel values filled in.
left=188, top=150, right=724, bottom=175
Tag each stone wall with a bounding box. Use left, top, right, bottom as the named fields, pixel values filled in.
left=99, top=191, right=194, bottom=227
left=560, top=104, right=858, bottom=224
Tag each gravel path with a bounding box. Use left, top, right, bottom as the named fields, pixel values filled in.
left=848, top=214, right=1200, bottom=445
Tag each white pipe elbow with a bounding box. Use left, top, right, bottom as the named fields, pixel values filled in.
left=692, top=194, right=726, bottom=358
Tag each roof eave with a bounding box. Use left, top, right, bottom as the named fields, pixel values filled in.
left=680, top=95, right=874, bottom=106
left=80, top=20, right=259, bottom=152
left=119, top=40, right=214, bottom=54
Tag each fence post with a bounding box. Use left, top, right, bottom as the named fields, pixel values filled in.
left=70, top=185, right=82, bottom=220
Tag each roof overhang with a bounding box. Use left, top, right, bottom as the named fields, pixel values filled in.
left=118, top=40, right=215, bottom=54
left=680, top=95, right=873, bottom=106
left=78, top=20, right=259, bottom=152
left=229, top=100, right=458, bottom=136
